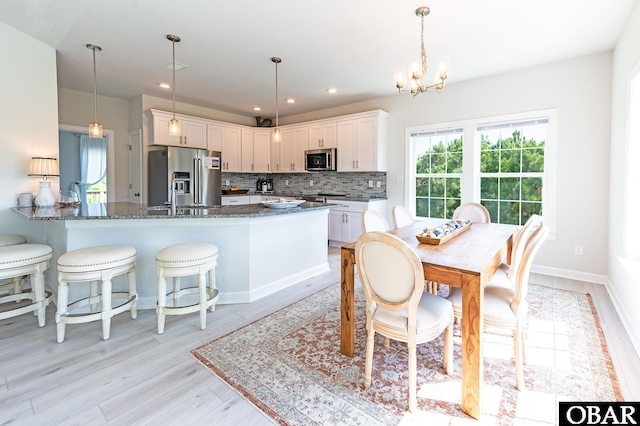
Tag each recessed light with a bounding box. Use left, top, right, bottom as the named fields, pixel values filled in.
left=286, top=98, right=295, bottom=103
left=253, top=107, right=261, bottom=111
left=158, top=83, right=171, bottom=89
left=327, top=88, right=337, bottom=94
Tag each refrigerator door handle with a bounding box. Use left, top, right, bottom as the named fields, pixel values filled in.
left=194, top=158, right=200, bottom=205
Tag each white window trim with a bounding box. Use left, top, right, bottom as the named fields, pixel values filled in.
left=405, top=109, right=557, bottom=239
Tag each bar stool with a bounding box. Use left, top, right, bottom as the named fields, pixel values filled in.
left=0, top=243, right=52, bottom=327
left=56, top=245, right=137, bottom=343
left=0, top=234, right=28, bottom=297
left=156, top=242, right=219, bottom=334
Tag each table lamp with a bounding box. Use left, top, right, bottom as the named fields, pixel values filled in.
left=28, top=157, right=59, bottom=208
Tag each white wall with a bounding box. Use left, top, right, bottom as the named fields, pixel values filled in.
left=57, top=87, right=130, bottom=201
left=284, top=52, right=613, bottom=280
left=609, top=1, right=640, bottom=353
left=0, top=22, right=58, bottom=241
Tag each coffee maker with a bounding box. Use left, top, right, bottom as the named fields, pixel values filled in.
left=256, top=178, right=274, bottom=193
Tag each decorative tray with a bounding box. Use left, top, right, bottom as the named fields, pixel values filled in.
left=260, top=199, right=306, bottom=209
left=224, top=188, right=249, bottom=194
left=416, top=219, right=472, bottom=245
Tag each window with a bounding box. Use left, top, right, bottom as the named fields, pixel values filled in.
left=407, top=110, right=556, bottom=233
left=411, top=127, right=463, bottom=218
left=478, top=118, right=547, bottom=225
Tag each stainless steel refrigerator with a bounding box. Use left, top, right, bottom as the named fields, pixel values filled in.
left=148, top=147, right=222, bottom=207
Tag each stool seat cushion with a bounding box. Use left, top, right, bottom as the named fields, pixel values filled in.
left=0, top=234, right=27, bottom=247
left=0, top=244, right=52, bottom=269
left=156, top=243, right=218, bottom=268
left=58, top=245, right=136, bottom=273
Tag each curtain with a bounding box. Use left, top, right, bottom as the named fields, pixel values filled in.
left=75, top=134, right=107, bottom=203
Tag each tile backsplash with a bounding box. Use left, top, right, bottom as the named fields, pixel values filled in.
left=222, top=172, right=387, bottom=198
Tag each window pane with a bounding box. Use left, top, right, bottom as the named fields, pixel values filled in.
left=481, top=150, right=499, bottom=173
left=481, top=177, right=498, bottom=200
left=416, top=197, right=429, bottom=217
left=522, top=147, right=545, bottom=172
left=446, top=198, right=460, bottom=219
left=500, top=149, right=521, bottom=173
left=447, top=152, right=463, bottom=173
left=500, top=177, right=520, bottom=200
left=430, top=198, right=445, bottom=218
left=446, top=177, right=461, bottom=198
left=416, top=178, right=429, bottom=196
left=430, top=178, right=444, bottom=197
left=521, top=177, right=543, bottom=201
left=483, top=200, right=498, bottom=222
left=431, top=153, right=446, bottom=173
left=499, top=201, right=520, bottom=224
left=521, top=202, right=542, bottom=224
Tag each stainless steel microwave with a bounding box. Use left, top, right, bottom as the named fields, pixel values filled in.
left=305, top=148, right=336, bottom=171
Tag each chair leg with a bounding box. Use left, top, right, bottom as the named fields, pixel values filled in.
left=198, top=271, right=207, bottom=330
left=514, top=325, right=525, bottom=390
left=56, top=280, right=69, bottom=343
left=128, top=268, right=137, bottom=319
left=207, top=268, right=216, bottom=312
left=32, top=265, right=47, bottom=328
left=444, top=314, right=453, bottom=376
left=364, top=329, right=375, bottom=389
left=408, top=339, right=417, bottom=412
left=101, top=277, right=113, bottom=340
left=157, top=274, right=167, bottom=334
left=383, top=336, right=390, bottom=348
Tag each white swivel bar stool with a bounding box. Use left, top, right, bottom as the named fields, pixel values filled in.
left=56, top=245, right=138, bottom=343
left=0, top=243, right=52, bottom=327
left=0, top=234, right=28, bottom=297
left=156, top=242, right=219, bottom=334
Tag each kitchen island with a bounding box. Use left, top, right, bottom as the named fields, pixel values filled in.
left=13, top=201, right=336, bottom=309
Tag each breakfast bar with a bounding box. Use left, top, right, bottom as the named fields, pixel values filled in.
left=13, top=201, right=335, bottom=309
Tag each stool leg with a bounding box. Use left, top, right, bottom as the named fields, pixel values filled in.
left=157, top=272, right=167, bottom=334
left=208, top=268, right=216, bottom=313
left=56, top=279, right=69, bottom=343
left=101, top=273, right=113, bottom=340
left=32, top=262, right=47, bottom=327
left=89, top=280, right=99, bottom=313
left=198, top=271, right=207, bottom=330
left=172, top=277, right=180, bottom=307
left=128, top=268, right=137, bottom=319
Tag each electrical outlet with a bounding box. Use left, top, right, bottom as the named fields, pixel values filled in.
left=285, top=179, right=289, bottom=186
left=225, top=180, right=230, bottom=186
left=574, top=244, right=583, bottom=255
left=376, top=181, right=381, bottom=188
left=368, top=180, right=373, bottom=188
left=310, top=180, right=314, bottom=186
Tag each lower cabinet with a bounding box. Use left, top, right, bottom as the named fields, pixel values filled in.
left=326, top=199, right=387, bottom=247
left=221, top=195, right=261, bottom=206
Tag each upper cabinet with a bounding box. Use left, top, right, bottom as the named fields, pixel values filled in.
left=308, top=120, right=337, bottom=149
left=241, top=129, right=271, bottom=173
left=207, top=123, right=242, bottom=172
left=147, top=109, right=207, bottom=149
left=337, top=110, right=388, bottom=172
left=277, top=126, right=308, bottom=172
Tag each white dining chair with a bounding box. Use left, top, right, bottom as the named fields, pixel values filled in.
left=361, top=209, right=390, bottom=233
left=448, top=224, right=549, bottom=390
left=452, top=202, right=491, bottom=223
left=392, top=205, right=414, bottom=229
left=355, top=231, right=453, bottom=412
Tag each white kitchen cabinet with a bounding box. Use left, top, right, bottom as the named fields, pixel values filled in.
left=337, top=110, right=388, bottom=172
left=247, top=129, right=271, bottom=173
left=308, top=120, right=337, bottom=149
left=147, top=109, right=207, bottom=149
left=276, top=125, right=308, bottom=172
left=241, top=130, right=254, bottom=172
left=208, top=123, right=242, bottom=172
left=326, top=199, right=387, bottom=247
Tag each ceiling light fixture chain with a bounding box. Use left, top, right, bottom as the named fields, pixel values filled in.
left=86, top=43, right=103, bottom=138
left=394, top=6, right=449, bottom=97
left=167, top=34, right=181, bottom=136
left=271, top=57, right=282, bottom=143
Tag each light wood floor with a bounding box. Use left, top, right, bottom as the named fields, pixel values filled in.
left=1, top=247, right=638, bottom=425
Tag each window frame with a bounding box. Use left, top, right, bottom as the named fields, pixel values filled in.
left=405, top=109, right=557, bottom=238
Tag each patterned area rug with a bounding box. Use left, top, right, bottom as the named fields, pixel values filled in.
left=191, top=283, right=622, bottom=425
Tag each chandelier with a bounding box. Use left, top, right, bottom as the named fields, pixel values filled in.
left=87, top=44, right=103, bottom=138
left=394, top=6, right=449, bottom=96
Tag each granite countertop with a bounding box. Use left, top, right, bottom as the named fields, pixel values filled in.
left=234, top=192, right=388, bottom=202
left=12, top=201, right=337, bottom=221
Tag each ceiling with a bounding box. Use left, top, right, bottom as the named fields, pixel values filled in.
left=1, top=0, right=637, bottom=119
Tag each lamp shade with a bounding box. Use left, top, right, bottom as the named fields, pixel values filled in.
left=28, top=157, right=59, bottom=178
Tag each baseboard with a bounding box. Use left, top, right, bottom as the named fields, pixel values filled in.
left=604, top=277, right=640, bottom=357
left=530, top=265, right=608, bottom=285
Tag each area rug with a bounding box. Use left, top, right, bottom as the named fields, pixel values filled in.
left=191, top=282, right=622, bottom=425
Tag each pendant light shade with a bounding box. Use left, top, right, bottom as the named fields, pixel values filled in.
left=167, top=34, right=181, bottom=136
left=271, top=57, right=282, bottom=143
left=87, top=44, right=103, bottom=138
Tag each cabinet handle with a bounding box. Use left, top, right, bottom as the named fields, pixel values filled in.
left=356, top=160, right=359, bottom=169
left=267, top=163, right=270, bottom=171
left=352, top=160, right=355, bottom=169
left=184, top=136, right=187, bottom=145
left=251, top=164, right=254, bottom=171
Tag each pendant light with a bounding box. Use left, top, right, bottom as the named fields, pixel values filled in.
left=271, top=57, right=282, bottom=143
left=167, top=34, right=181, bottom=136
left=86, top=44, right=103, bottom=138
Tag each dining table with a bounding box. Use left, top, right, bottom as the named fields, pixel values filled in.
left=340, top=218, right=517, bottom=419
